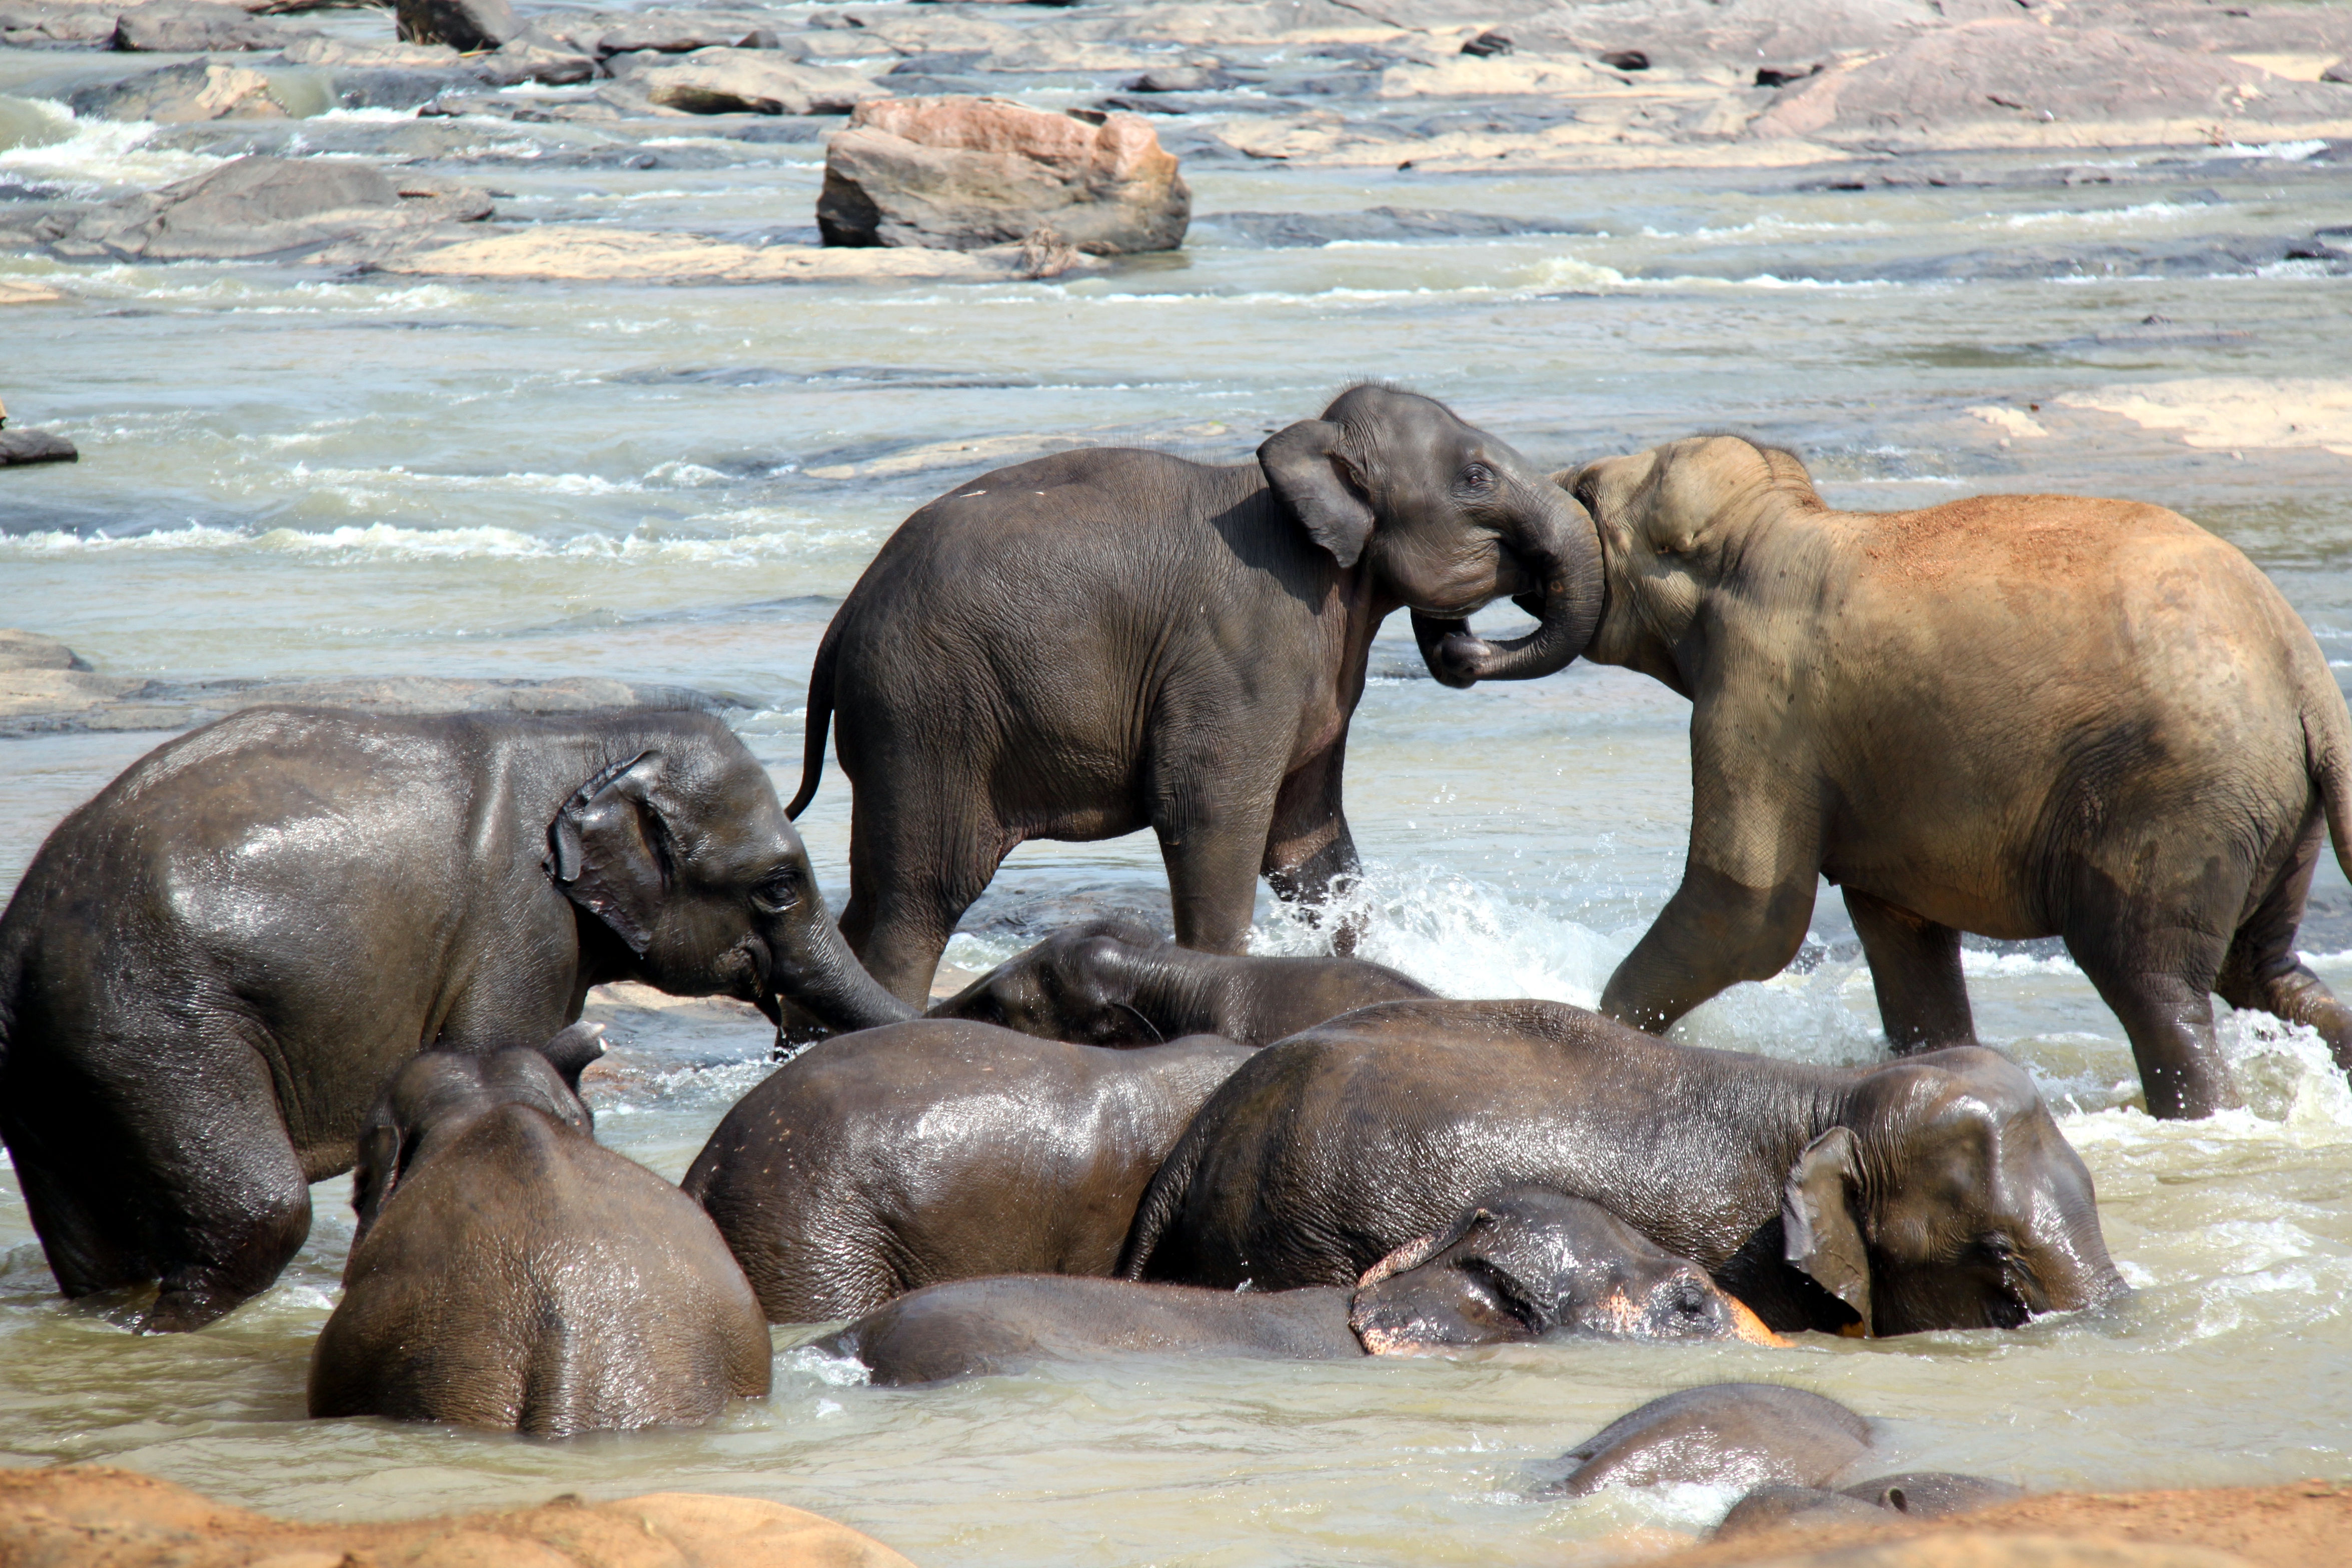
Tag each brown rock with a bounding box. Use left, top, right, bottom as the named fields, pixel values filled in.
left=395, top=0, right=515, bottom=52
left=818, top=96, right=1188, bottom=254
left=0, top=1466, right=915, bottom=1568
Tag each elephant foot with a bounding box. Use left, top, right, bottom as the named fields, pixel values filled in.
left=141, top=1280, right=249, bottom=1334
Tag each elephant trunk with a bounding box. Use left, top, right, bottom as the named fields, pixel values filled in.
left=1413, top=488, right=1606, bottom=689
left=761, top=906, right=916, bottom=1039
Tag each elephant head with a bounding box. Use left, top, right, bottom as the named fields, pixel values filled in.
left=1259, top=384, right=1606, bottom=689
left=546, top=734, right=913, bottom=1038
left=349, top=1025, right=604, bottom=1248
left=1788, top=1047, right=2129, bottom=1335
left=1556, top=434, right=1816, bottom=695
left=928, top=918, right=1167, bottom=1045
left=1348, top=1188, right=1784, bottom=1353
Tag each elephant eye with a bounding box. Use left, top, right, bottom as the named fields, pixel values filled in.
left=750, top=868, right=802, bottom=914
left=1461, top=462, right=1496, bottom=492
left=1571, top=474, right=1601, bottom=512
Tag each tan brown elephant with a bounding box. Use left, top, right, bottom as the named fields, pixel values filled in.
left=1560, top=435, right=2352, bottom=1120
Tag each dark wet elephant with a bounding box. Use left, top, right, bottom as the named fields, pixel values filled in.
left=1538, top=1384, right=1873, bottom=1496
left=788, top=384, right=1604, bottom=1003
left=1564, top=436, right=2352, bottom=1119
left=309, top=1028, right=771, bottom=1435
left=0, top=705, right=910, bottom=1332
left=683, top=1020, right=1254, bottom=1322
left=828, top=1188, right=1781, bottom=1385
left=1120, top=1000, right=2126, bottom=1336
left=928, top=917, right=1436, bottom=1045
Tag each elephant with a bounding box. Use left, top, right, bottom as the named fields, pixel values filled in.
left=786, top=383, right=1604, bottom=1004
left=1118, top=999, right=2126, bottom=1336
left=0, top=705, right=910, bottom=1332
left=681, top=1019, right=1256, bottom=1322
left=1536, top=1384, right=1872, bottom=1496
left=1560, top=435, right=2352, bottom=1120
left=308, top=1028, right=772, bottom=1435
left=1713, top=1471, right=2022, bottom=1539
left=826, top=1187, right=1782, bottom=1384
left=927, top=916, right=1437, bottom=1045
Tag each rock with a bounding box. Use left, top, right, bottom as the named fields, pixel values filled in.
left=335, top=68, right=479, bottom=111
left=1122, top=65, right=1238, bottom=92
left=0, top=1465, right=915, bottom=1566
left=1202, top=205, right=1593, bottom=248
left=1599, top=49, right=1650, bottom=71
left=1758, top=63, right=1824, bottom=88
left=613, top=48, right=889, bottom=115
left=111, top=3, right=301, bottom=51
left=2325, top=62, right=2352, bottom=86
left=0, top=630, right=92, bottom=672
left=0, top=431, right=76, bottom=466
left=395, top=0, right=514, bottom=53
left=66, top=60, right=295, bottom=124
left=45, top=156, right=489, bottom=262
left=279, top=34, right=461, bottom=68
left=472, top=38, right=597, bottom=85
left=1460, top=29, right=1511, bottom=57
left=0, top=280, right=66, bottom=305
left=1700, top=1535, right=2255, bottom=1568
left=818, top=96, right=1188, bottom=254
left=380, top=222, right=1098, bottom=282
left=595, top=11, right=776, bottom=56
left=0, top=0, right=120, bottom=45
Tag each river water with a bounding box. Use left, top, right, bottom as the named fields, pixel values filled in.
left=5, top=55, right=2352, bottom=1565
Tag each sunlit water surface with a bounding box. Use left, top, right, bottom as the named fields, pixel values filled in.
left=3, top=81, right=2352, bottom=1566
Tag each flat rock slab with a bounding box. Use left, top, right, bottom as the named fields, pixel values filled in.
left=42, top=155, right=489, bottom=262
left=379, top=223, right=1085, bottom=282
left=111, top=2, right=305, bottom=50
left=610, top=47, right=889, bottom=115
left=0, top=429, right=76, bottom=466
left=65, top=59, right=301, bottom=123
left=0, top=280, right=65, bottom=304
left=0, top=1465, right=915, bottom=1567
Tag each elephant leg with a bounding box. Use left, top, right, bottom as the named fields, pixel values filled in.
left=2064, top=914, right=2241, bottom=1120
left=1263, top=749, right=1365, bottom=954
left=1843, top=889, right=1976, bottom=1053
left=2215, top=815, right=2352, bottom=1071
left=1600, top=865, right=1821, bottom=1034
left=1154, top=783, right=1276, bottom=957
left=840, top=787, right=1006, bottom=1008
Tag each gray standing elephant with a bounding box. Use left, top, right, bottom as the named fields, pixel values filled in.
left=0, top=705, right=910, bottom=1332
left=1563, top=436, right=2352, bottom=1119
left=309, top=1028, right=771, bottom=1435
left=928, top=917, right=1436, bottom=1045
left=788, top=384, right=1603, bottom=1003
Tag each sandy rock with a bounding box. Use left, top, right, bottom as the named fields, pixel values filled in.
left=818, top=96, right=1188, bottom=254
left=594, top=10, right=777, bottom=56
left=1703, top=1534, right=2252, bottom=1567
left=0, top=430, right=77, bottom=466
left=1376, top=53, right=1609, bottom=98
left=66, top=60, right=294, bottom=123
left=0, top=1466, right=914, bottom=1568
left=396, top=0, right=514, bottom=52
left=1750, top=20, right=2352, bottom=147
left=44, top=156, right=489, bottom=262
left=2056, top=377, right=2352, bottom=458
left=613, top=48, right=889, bottom=115
left=0, top=280, right=66, bottom=305
left=380, top=222, right=1090, bottom=282
left=111, top=2, right=302, bottom=50
left=0, top=631, right=92, bottom=672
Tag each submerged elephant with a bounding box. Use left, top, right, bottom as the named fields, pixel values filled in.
left=829, top=1187, right=1782, bottom=1384
left=1538, top=1383, right=1873, bottom=1496
left=1714, top=1471, right=2022, bottom=1538
left=683, top=1020, right=1255, bottom=1322
left=928, top=917, right=1437, bottom=1045
left=1120, top=999, right=2126, bottom=1336
left=309, top=1029, right=771, bottom=1434
left=787, top=384, right=1604, bottom=1003
left=0, top=706, right=910, bottom=1331
left=1562, top=436, right=2352, bottom=1119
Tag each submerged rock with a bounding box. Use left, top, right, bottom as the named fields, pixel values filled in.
left=41, top=155, right=489, bottom=262
left=818, top=96, right=1188, bottom=253
left=0, top=430, right=76, bottom=467
left=381, top=222, right=1097, bottom=282
left=611, top=47, right=889, bottom=115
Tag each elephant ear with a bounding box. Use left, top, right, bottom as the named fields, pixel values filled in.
left=1260, top=418, right=1376, bottom=568
left=1782, top=1126, right=1873, bottom=1334
left=547, top=750, right=669, bottom=956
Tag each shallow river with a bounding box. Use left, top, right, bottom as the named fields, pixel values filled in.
left=5, top=52, right=2352, bottom=1565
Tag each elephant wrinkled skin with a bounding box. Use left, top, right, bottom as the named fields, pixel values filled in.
left=1564, top=436, right=2352, bottom=1119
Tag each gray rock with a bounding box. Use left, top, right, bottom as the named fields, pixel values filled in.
left=0, top=1, right=120, bottom=45
left=0, top=630, right=93, bottom=672
left=593, top=11, right=773, bottom=57
left=471, top=40, right=597, bottom=86
left=396, top=0, right=515, bottom=53
left=67, top=61, right=297, bottom=124
left=1203, top=206, right=1594, bottom=248
left=818, top=96, right=1188, bottom=254
left=1121, top=66, right=1238, bottom=93
left=44, top=155, right=489, bottom=262
left=112, top=4, right=304, bottom=51
left=0, top=430, right=77, bottom=466
left=613, top=47, right=889, bottom=116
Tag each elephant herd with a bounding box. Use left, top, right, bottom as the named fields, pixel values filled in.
left=0, top=382, right=2344, bottom=1521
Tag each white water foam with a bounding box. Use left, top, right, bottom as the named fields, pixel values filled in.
left=0, top=515, right=873, bottom=565
left=0, top=103, right=221, bottom=191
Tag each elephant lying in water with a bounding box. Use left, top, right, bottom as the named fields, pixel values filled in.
left=684, top=1020, right=1255, bottom=1323
left=1562, top=435, right=2352, bottom=1120
left=0, top=705, right=910, bottom=1331
left=308, top=1029, right=772, bottom=1435
left=928, top=917, right=1436, bottom=1045
left=1539, top=1383, right=1873, bottom=1496
left=828, top=1188, right=1781, bottom=1384
left=787, top=384, right=1605, bottom=1004
left=1119, top=1000, right=2126, bottom=1336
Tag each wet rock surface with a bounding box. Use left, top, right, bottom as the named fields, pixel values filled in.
left=0, top=430, right=76, bottom=466
left=33, top=155, right=488, bottom=261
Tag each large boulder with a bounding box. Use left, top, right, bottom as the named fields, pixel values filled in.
left=395, top=0, right=515, bottom=52
left=66, top=60, right=296, bottom=123
left=611, top=47, right=889, bottom=115
left=111, top=3, right=302, bottom=51
left=41, top=156, right=489, bottom=261
left=0, top=431, right=77, bottom=467
left=818, top=96, right=1188, bottom=254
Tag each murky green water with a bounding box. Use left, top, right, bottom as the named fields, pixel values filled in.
left=4, top=54, right=2352, bottom=1564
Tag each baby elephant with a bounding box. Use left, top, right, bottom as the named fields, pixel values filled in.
left=684, top=1020, right=1256, bottom=1323
left=831, top=1189, right=1782, bottom=1384
left=309, top=1027, right=772, bottom=1436
left=1714, top=1471, right=2022, bottom=1539
left=929, top=917, right=1437, bottom=1046
left=1538, top=1383, right=1873, bottom=1496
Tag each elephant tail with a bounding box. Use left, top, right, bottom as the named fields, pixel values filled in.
left=1114, top=1116, right=1213, bottom=1281
left=2310, top=679, right=2352, bottom=889
left=785, top=614, right=844, bottom=821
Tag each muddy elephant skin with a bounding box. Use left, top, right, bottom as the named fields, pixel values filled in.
left=1120, top=999, right=2125, bottom=1336
left=683, top=1020, right=1257, bottom=1323
left=0, top=705, right=909, bottom=1331
left=1564, top=435, right=2352, bottom=1119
